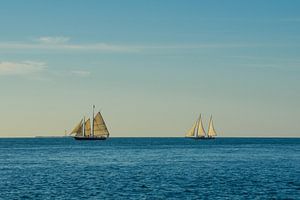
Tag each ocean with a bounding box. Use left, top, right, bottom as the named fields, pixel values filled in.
left=0, top=138, right=299, bottom=199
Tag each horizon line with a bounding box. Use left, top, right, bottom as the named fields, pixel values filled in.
left=0, top=136, right=299, bottom=139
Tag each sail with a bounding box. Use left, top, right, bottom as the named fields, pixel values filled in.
left=70, top=119, right=83, bottom=136
left=197, top=115, right=206, bottom=137
left=85, top=118, right=91, bottom=137
left=186, top=119, right=197, bottom=137
left=208, top=116, right=217, bottom=137
left=93, top=112, right=109, bottom=137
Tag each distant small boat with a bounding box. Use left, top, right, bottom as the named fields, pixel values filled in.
left=70, top=106, right=109, bottom=140
left=185, top=114, right=217, bottom=139
left=207, top=115, right=217, bottom=139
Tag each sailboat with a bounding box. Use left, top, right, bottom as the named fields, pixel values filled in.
left=207, top=115, right=217, bottom=139
left=185, top=114, right=206, bottom=139
left=185, top=114, right=217, bottom=139
left=70, top=106, right=110, bottom=140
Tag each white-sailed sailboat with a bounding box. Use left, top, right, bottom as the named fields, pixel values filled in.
left=186, top=114, right=217, bottom=139
left=186, top=114, right=206, bottom=139
left=70, top=106, right=110, bottom=140
left=207, top=115, right=217, bottom=139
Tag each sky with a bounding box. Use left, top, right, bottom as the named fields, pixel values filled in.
left=0, top=0, right=300, bottom=137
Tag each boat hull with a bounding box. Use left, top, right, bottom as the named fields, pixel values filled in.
left=74, top=136, right=107, bottom=140
left=186, top=137, right=215, bottom=140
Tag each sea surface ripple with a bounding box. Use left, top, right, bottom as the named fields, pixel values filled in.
left=0, top=138, right=299, bottom=199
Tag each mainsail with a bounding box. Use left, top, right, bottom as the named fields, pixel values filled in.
left=70, top=119, right=83, bottom=136
left=197, top=115, right=206, bottom=137
left=93, top=112, right=109, bottom=137
left=207, top=116, right=217, bottom=137
left=85, top=118, right=91, bottom=137
left=186, top=119, right=198, bottom=137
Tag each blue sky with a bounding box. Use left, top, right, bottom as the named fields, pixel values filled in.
left=0, top=0, right=300, bottom=137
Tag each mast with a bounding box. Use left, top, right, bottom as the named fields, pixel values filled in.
left=83, top=116, right=85, bottom=137
left=92, top=105, right=95, bottom=137
left=195, top=115, right=200, bottom=137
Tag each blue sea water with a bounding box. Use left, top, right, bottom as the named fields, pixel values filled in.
left=0, top=138, right=299, bottom=199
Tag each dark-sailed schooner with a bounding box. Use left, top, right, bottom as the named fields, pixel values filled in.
left=70, top=106, right=109, bottom=140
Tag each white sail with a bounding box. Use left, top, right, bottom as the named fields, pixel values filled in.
left=197, top=114, right=206, bottom=137
left=186, top=119, right=197, bottom=137
left=70, top=119, right=83, bottom=136
left=208, top=115, right=217, bottom=137
left=85, top=118, right=91, bottom=137
left=93, top=112, right=109, bottom=137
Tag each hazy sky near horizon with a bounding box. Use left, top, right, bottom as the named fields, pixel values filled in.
left=0, top=0, right=300, bottom=137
